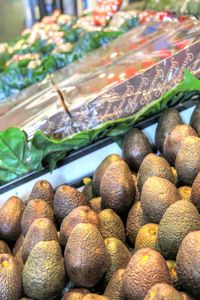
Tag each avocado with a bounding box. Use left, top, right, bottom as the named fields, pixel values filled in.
left=21, top=199, right=55, bottom=236
left=104, top=269, right=125, bottom=300
left=191, top=172, right=200, bottom=211
left=23, top=240, right=66, bottom=300
left=176, top=230, right=200, bottom=298
left=122, top=128, right=152, bottom=171
left=0, top=240, right=11, bottom=254
left=92, top=154, right=122, bottom=196
left=163, top=124, right=197, bottom=166
left=141, top=176, right=180, bottom=223
left=98, top=209, right=125, bottom=243
left=175, top=137, right=200, bottom=185
left=155, top=108, right=183, bottom=153
left=126, top=201, right=147, bottom=245
left=60, top=206, right=100, bottom=246
left=83, top=181, right=94, bottom=202
left=54, top=186, right=88, bottom=223
left=166, top=260, right=180, bottom=290
left=122, top=248, right=171, bottom=300
left=137, top=153, right=175, bottom=192
left=90, top=197, right=102, bottom=213
left=64, top=223, right=108, bottom=288
left=82, top=295, right=108, bottom=300
left=61, top=288, right=90, bottom=300
left=135, top=224, right=159, bottom=251
left=144, top=283, right=183, bottom=300
left=158, top=200, right=200, bottom=259
left=29, top=180, right=54, bottom=206
left=179, top=186, right=192, bottom=201
left=22, top=217, right=59, bottom=262
left=0, top=196, right=25, bottom=241
left=100, top=160, right=136, bottom=214
left=190, top=102, right=200, bottom=136
left=0, top=253, right=22, bottom=300
left=13, top=234, right=24, bottom=256
left=15, top=246, right=24, bottom=274
left=104, top=237, right=131, bottom=283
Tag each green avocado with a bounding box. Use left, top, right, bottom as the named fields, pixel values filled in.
left=137, top=153, right=175, bottom=192
left=22, top=217, right=59, bottom=262
left=0, top=254, right=22, bottom=300
left=104, top=269, right=125, bottom=300
left=126, top=201, right=147, bottom=246
left=155, top=108, right=183, bottom=153
left=54, top=186, right=88, bottom=223
left=0, top=196, right=25, bottom=242
left=64, top=223, right=108, bottom=288
left=104, top=237, right=131, bottom=283
left=122, top=128, right=152, bottom=171
left=93, top=154, right=122, bottom=196
left=29, top=180, right=54, bottom=206
left=98, top=209, right=125, bottom=243
left=23, top=240, right=66, bottom=300
left=123, top=248, right=171, bottom=300
left=100, top=160, right=136, bottom=214
left=21, top=199, right=55, bottom=236
left=175, top=137, right=200, bottom=186
left=158, top=200, right=200, bottom=259
left=176, top=230, right=200, bottom=298
left=141, top=176, right=181, bottom=223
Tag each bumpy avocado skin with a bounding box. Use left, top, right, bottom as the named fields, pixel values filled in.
left=126, top=201, right=147, bottom=245
left=29, top=180, right=54, bottom=206
left=100, top=160, right=136, bottom=214
left=98, top=209, right=125, bottom=243
left=163, top=124, right=197, bottom=166
left=104, top=269, right=125, bottom=300
left=0, top=253, right=22, bottom=300
left=104, top=237, right=131, bottom=283
left=23, top=240, right=66, bottom=300
left=176, top=231, right=200, bottom=298
left=64, top=223, right=108, bottom=288
left=93, top=154, right=122, bottom=196
left=175, top=137, right=200, bottom=186
left=158, top=200, right=200, bottom=259
left=54, top=186, right=88, bottom=223
left=144, top=283, right=183, bottom=300
left=190, top=102, right=200, bottom=136
left=191, top=172, right=200, bottom=212
left=141, top=176, right=181, bottom=223
left=122, top=128, right=152, bottom=171
left=22, top=218, right=59, bottom=262
left=0, top=240, right=11, bottom=254
left=60, top=206, right=100, bottom=246
left=21, top=199, right=55, bottom=236
left=135, top=223, right=159, bottom=251
left=123, top=248, right=171, bottom=300
left=137, top=153, right=175, bottom=192
left=155, top=108, right=183, bottom=153
left=0, top=196, right=25, bottom=241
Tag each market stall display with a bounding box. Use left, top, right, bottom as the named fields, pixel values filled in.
left=0, top=104, right=200, bottom=299
left=0, top=10, right=138, bottom=102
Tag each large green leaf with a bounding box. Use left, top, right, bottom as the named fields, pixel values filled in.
left=0, top=128, right=43, bottom=183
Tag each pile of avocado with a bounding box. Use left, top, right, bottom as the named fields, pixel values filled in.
left=0, top=102, right=200, bottom=300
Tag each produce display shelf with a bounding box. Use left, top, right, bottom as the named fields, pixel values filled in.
left=0, top=96, right=198, bottom=202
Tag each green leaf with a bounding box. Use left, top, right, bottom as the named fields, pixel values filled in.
left=0, top=128, right=43, bottom=184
